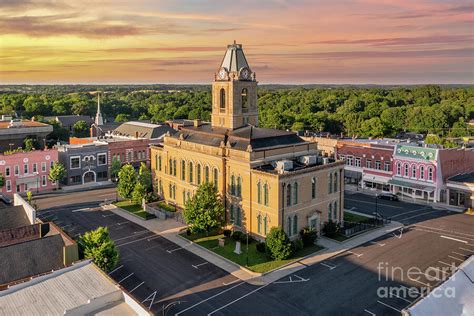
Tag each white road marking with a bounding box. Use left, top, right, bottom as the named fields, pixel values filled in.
left=117, top=235, right=157, bottom=247
left=118, top=272, right=134, bottom=284
left=345, top=198, right=404, bottom=209
left=370, top=241, right=385, bottom=247
left=452, top=251, right=467, bottom=257
left=102, top=214, right=115, bottom=217
left=448, top=255, right=464, bottom=262
left=175, top=282, right=245, bottom=315
left=364, top=309, right=376, bottom=315
left=426, top=266, right=448, bottom=276
left=142, top=291, right=157, bottom=310
left=402, top=210, right=444, bottom=221
left=293, top=274, right=308, bottom=281
left=413, top=228, right=474, bottom=242
left=167, top=247, right=184, bottom=253
left=390, top=292, right=413, bottom=303
left=147, top=236, right=161, bottom=241
left=441, top=235, right=468, bottom=244
left=459, top=247, right=474, bottom=253
left=348, top=251, right=363, bottom=257
left=274, top=274, right=310, bottom=284
left=108, top=265, right=124, bottom=275
left=207, top=283, right=272, bottom=315
left=129, top=281, right=145, bottom=293
left=192, top=262, right=209, bottom=269
left=320, top=262, right=337, bottom=270
left=377, top=300, right=401, bottom=313
left=72, top=208, right=91, bottom=213
left=116, top=221, right=130, bottom=226
left=392, top=228, right=404, bottom=239
left=391, top=207, right=429, bottom=219
left=411, top=278, right=431, bottom=288
left=222, top=279, right=240, bottom=286
left=414, top=271, right=441, bottom=282
left=414, top=224, right=474, bottom=238
left=114, top=231, right=150, bottom=242
left=438, top=260, right=457, bottom=268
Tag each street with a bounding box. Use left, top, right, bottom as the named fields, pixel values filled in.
left=34, top=188, right=474, bottom=315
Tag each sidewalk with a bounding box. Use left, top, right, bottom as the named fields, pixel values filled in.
left=104, top=204, right=403, bottom=286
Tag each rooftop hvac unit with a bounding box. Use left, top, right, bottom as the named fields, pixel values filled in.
left=275, top=160, right=293, bottom=174
left=298, top=155, right=317, bottom=166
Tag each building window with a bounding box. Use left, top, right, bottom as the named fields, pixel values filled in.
left=230, top=175, right=235, bottom=195
left=293, top=215, right=298, bottom=236
left=355, top=158, right=361, bottom=167
left=97, top=153, right=107, bottom=166
left=236, top=176, right=242, bottom=198
left=396, top=162, right=401, bottom=175
left=42, top=162, right=46, bottom=172
left=70, top=156, right=80, bottom=170
left=169, top=158, right=173, bottom=175
left=241, top=88, right=249, bottom=113
left=286, top=184, right=292, bottom=206
left=189, top=162, right=194, bottom=183
left=333, top=172, right=338, bottom=193
left=428, top=167, right=433, bottom=181
left=14, top=165, right=19, bottom=176
left=213, top=168, right=218, bottom=187
left=158, top=155, right=162, bottom=171
left=181, top=160, right=186, bottom=181
left=384, top=162, right=390, bottom=172
left=293, top=182, right=298, bottom=205
left=257, top=181, right=262, bottom=204
left=236, top=207, right=242, bottom=226
left=42, top=175, right=47, bottom=186
left=411, top=165, right=416, bottom=178
left=375, top=161, right=381, bottom=170
left=263, top=183, right=269, bottom=206
left=287, top=216, right=292, bottom=235
left=127, top=151, right=132, bottom=162
left=328, top=203, right=332, bottom=222
left=328, top=173, right=333, bottom=194
left=230, top=205, right=235, bottom=224
left=18, top=184, right=22, bottom=192
left=334, top=201, right=338, bottom=221
left=264, top=216, right=268, bottom=235
left=220, top=88, right=226, bottom=109
left=169, top=183, right=173, bottom=199
left=311, top=177, right=316, bottom=199
left=257, top=214, right=262, bottom=234
left=366, top=160, right=372, bottom=169
left=347, top=156, right=353, bottom=166
left=404, top=164, right=409, bottom=177
left=24, top=164, right=28, bottom=174
left=420, top=166, right=425, bottom=180
left=5, top=167, right=10, bottom=177
left=197, top=164, right=202, bottom=185
left=205, top=166, right=210, bottom=183
left=6, top=180, right=11, bottom=192
left=173, top=160, right=177, bottom=176
left=33, top=163, right=37, bottom=173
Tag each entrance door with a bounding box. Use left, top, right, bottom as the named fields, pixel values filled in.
left=83, top=171, right=95, bottom=183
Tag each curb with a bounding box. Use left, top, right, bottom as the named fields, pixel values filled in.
left=106, top=204, right=154, bottom=221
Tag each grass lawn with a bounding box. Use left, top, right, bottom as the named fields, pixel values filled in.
left=114, top=200, right=156, bottom=220
left=181, top=232, right=323, bottom=273
left=344, top=212, right=372, bottom=223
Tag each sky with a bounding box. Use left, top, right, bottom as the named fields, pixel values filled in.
left=0, top=0, right=473, bottom=84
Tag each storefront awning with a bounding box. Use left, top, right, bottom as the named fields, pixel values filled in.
left=389, top=178, right=435, bottom=192
left=362, top=174, right=390, bottom=185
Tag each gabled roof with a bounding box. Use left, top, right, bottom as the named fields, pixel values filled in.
left=46, top=115, right=93, bottom=126
left=0, top=205, right=31, bottom=231
left=113, top=121, right=176, bottom=140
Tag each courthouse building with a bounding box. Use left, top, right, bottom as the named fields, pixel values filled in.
left=150, top=43, right=344, bottom=239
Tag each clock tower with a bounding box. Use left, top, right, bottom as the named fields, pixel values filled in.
left=211, top=42, right=258, bottom=129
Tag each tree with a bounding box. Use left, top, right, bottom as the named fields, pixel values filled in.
left=48, top=162, right=66, bottom=189
left=78, top=226, right=119, bottom=272
left=132, top=181, right=147, bottom=205
left=72, top=120, right=90, bottom=138
left=0, top=173, right=4, bottom=189
left=117, top=164, right=137, bottom=200
left=23, top=137, right=38, bottom=151
left=137, top=162, right=152, bottom=192
left=183, top=183, right=224, bottom=234
left=265, top=227, right=293, bottom=260
left=110, top=157, right=121, bottom=180
left=115, top=114, right=130, bottom=122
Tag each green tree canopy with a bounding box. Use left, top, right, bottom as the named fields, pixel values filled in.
left=265, top=227, right=292, bottom=260
left=72, top=120, right=90, bottom=138
left=48, top=162, right=66, bottom=188
left=117, top=164, right=137, bottom=200
left=78, top=226, right=119, bottom=272
left=183, top=183, right=224, bottom=234
left=137, top=162, right=152, bottom=192
left=110, top=157, right=121, bottom=180
left=115, top=114, right=130, bottom=122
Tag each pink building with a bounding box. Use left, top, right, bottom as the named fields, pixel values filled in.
left=0, top=149, right=58, bottom=197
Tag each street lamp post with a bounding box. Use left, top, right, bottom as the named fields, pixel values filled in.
left=375, top=194, right=379, bottom=219
left=115, top=176, right=118, bottom=202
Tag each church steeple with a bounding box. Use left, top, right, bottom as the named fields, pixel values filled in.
left=95, top=92, right=104, bottom=126
left=211, top=42, right=258, bottom=129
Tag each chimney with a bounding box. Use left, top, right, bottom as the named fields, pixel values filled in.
left=194, top=119, right=201, bottom=127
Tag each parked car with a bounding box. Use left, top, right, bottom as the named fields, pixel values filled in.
left=0, top=193, right=12, bottom=204
left=377, top=193, right=398, bottom=201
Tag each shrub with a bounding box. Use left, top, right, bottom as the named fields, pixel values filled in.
left=292, top=239, right=304, bottom=252
left=323, top=221, right=340, bottom=238
left=186, top=228, right=192, bottom=236
left=232, top=231, right=243, bottom=241
left=223, top=229, right=232, bottom=238
left=239, top=233, right=254, bottom=244
left=265, top=227, right=293, bottom=260
left=300, top=227, right=318, bottom=247
left=256, top=241, right=266, bottom=253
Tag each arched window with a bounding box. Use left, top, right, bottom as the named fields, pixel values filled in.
left=241, top=88, right=248, bottom=113
left=237, top=176, right=242, bottom=197
left=220, top=88, right=226, bottom=109
left=293, top=215, right=298, bottom=236
left=181, top=160, right=186, bottom=180
left=197, top=164, right=202, bottom=185
left=293, top=182, right=298, bottom=204
left=333, top=172, right=338, bottom=193
left=169, top=183, right=173, bottom=198
left=169, top=158, right=173, bottom=175
left=397, top=162, right=401, bottom=175
left=189, top=162, right=193, bottom=183
left=404, top=164, right=409, bottom=177
left=205, top=166, right=210, bottom=183
left=173, top=160, right=177, bottom=176
left=411, top=165, right=416, bottom=178
left=182, top=190, right=186, bottom=204
left=420, top=165, right=425, bottom=180
left=230, top=175, right=235, bottom=195
left=286, top=184, right=292, bottom=206
left=230, top=205, right=235, bottom=224
left=311, top=177, right=317, bottom=199
left=158, top=155, right=161, bottom=171
left=264, top=216, right=268, bottom=235
left=287, top=216, right=292, bottom=235
left=257, top=181, right=261, bottom=204
left=213, top=168, right=218, bottom=187
left=328, top=173, right=333, bottom=194
left=428, top=167, right=433, bottom=181
left=264, top=183, right=269, bottom=206
left=328, top=203, right=332, bottom=222
left=257, top=214, right=262, bottom=234
left=236, top=207, right=241, bottom=226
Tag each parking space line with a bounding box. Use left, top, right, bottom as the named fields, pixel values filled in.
left=117, top=235, right=157, bottom=247
left=377, top=300, right=401, bottom=313
left=414, top=224, right=474, bottom=238
left=192, top=262, right=209, bottom=269
left=102, top=214, right=115, bottom=217
left=370, top=241, right=385, bottom=247
left=118, top=272, right=134, bottom=284
left=411, top=278, right=431, bottom=288
left=448, top=255, right=464, bottom=262
left=414, top=272, right=441, bottom=282
left=207, top=283, right=272, bottom=315
left=452, top=251, right=467, bottom=257
left=320, top=262, right=337, bottom=270
left=167, top=247, right=185, bottom=253
left=441, top=235, right=468, bottom=244
left=142, top=291, right=157, bottom=310
left=348, top=251, right=363, bottom=258
left=175, top=282, right=245, bottom=315
left=459, top=247, right=474, bottom=253
left=108, top=265, right=124, bottom=275
left=413, top=228, right=474, bottom=242
left=390, top=292, right=413, bottom=304
left=364, top=309, right=376, bottom=315
left=427, top=266, right=448, bottom=276
left=147, top=236, right=161, bottom=241
left=116, top=221, right=130, bottom=226
left=129, top=281, right=145, bottom=293
left=114, top=231, right=150, bottom=242
left=402, top=210, right=444, bottom=221
left=438, top=260, right=456, bottom=268
left=72, top=208, right=91, bottom=212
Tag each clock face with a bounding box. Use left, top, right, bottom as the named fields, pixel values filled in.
left=240, top=68, right=250, bottom=79
left=218, top=68, right=227, bottom=79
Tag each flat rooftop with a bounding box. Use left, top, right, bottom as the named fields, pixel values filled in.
left=0, top=120, right=50, bottom=129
